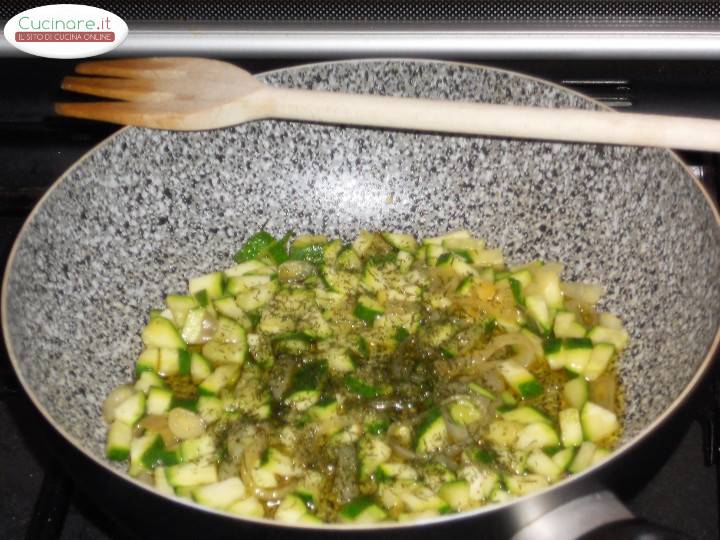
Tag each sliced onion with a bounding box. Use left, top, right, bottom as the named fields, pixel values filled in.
left=599, top=312, right=623, bottom=330
left=167, top=408, right=205, bottom=439
left=389, top=442, right=416, bottom=461
left=482, top=333, right=535, bottom=368
left=254, top=481, right=298, bottom=502
left=590, top=373, right=617, bottom=411
left=139, top=415, right=177, bottom=447
left=561, top=282, right=604, bottom=305
left=102, top=384, right=134, bottom=423
left=444, top=413, right=470, bottom=444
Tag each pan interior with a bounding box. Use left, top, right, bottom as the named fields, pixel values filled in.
left=5, top=60, right=720, bottom=470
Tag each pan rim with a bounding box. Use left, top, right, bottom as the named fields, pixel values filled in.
left=2, top=56, right=720, bottom=531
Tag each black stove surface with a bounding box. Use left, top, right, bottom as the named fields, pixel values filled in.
left=1, top=58, right=719, bottom=540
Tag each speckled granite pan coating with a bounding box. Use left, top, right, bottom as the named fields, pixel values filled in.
left=4, top=60, right=720, bottom=467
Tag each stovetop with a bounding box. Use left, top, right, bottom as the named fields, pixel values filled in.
left=0, top=57, right=719, bottom=540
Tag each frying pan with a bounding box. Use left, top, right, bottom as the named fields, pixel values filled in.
left=3, top=59, right=720, bottom=539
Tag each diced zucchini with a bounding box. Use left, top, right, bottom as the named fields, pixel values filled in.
left=438, top=480, right=471, bottom=510
left=500, top=391, right=517, bottom=407
left=414, top=408, right=448, bottom=454
left=424, top=323, right=455, bottom=348
left=534, top=267, right=564, bottom=309
left=588, top=326, right=629, bottom=351
left=129, top=433, right=161, bottom=476
left=227, top=274, right=274, bottom=294
left=504, top=474, right=548, bottom=496
left=338, top=496, right=387, bottom=523
left=474, top=248, right=504, bottom=267
left=181, top=307, right=210, bottom=345
left=336, top=247, right=362, bottom=272
left=501, top=406, right=551, bottom=425
left=322, top=239, right=343, bottom=264
left=396, top=250, right=414, bottom=273
left=190, top=352, right=213, bottom=383
left=498, top=361, right=543, bottom=399
left=247, top=333, right=274, bottom=369
left=202, top=341, right=246, bottom=366
left=141, top=317, right=186, bottom=349
left=425, top=230, right=472, bottom=245
left=258, top=448, right=298, bottom=480
left=235, top=281, right=278, bottom=311
left=459, top=466, right=500, bottom=501
left=511, top=269, right=532, bottom=289
left=213, top=316, right=247, bottom=345
left=166, top=463, right=218, bottom=487
left=515, top=423, right=560, bottom=451
left=275, top=493, right=308, bottom=523
left=135, top=347, right=160, bottom=374
left=234, top=231, right=276, bottom=263
left=298, top=310, right=332, bottom=339
left=188, top=272, right=224, bottom=301
left=359, top=436, right=392, bottom=478
left=352, top=231, right=377, bottom=258
left=165, top=295, right=196, bottom=328
left=180, top=434, right=215, bottom=462
left=213, top=297, right=246, bottom=321
left=592, top=448, right=611, bottom=465
left=569, top=441, right=597, bottom=473
left=425, top=244, right=447, bottom=266
left=153, top=467, right=175, bottom=496
left=581, top=402, right=619, bottom=442
left=362, top=264, right=389, bottom=292
left=399, top=485, right=448, bottom=512
left=585, top=343, right=615, bottom=381
left=323, top=347, right=355, bottom=373
left=544, top=338, right=565, bottom=370
left=114, top=392, right=146, bottom=425
left=448, top=399, right=482, bottom=425
left=307, top=398, right=338, bottom=420
left=381, top=232, right=417, bottom=252
left=564, top=337, right=593, bottom=375
left=468, top=383, right=495, bottom=400
left=552, top=447, right=576, bottom=471
left=559, top=408, right=583, bottom=447
left=106, top=420, right=132, bottom=461
left=227, top=496, right=265, bottom=518
left=486, top=420, right=522, bottom=448
left=146, top=386, right=173, bottom=415
left=198, top=365, right=240, bottom=396
left=284, top=360, right=326, bottom=411
left=553, top=311, right=586, bottom=339
left=354, top=295, right=385, bottom=325
left=158, top=348, right=191, bottom=376
left=397, top=510, right=443, bottom=522
left=192, top=477, right=246, bottom=509
left=563, top=377, right=589, bottom=409
left=134, top=370, right=165, bottom=394
left=449, top=256, right=479, bottom=278
left=525, top=295, right=552, bottom=332
left=376, top=463, right=418, bottom=481
left=526, top=449, right=563, bottom=480
left=196, top=396, right=223, bottom=424
left=225, top=260, right=271, bottom=277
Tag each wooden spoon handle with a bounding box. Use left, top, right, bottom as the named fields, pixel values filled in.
left=263, top=86, right=720, bottom=153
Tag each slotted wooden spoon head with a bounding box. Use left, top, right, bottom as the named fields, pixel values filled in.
left=55, top=57, right=271, bottom=130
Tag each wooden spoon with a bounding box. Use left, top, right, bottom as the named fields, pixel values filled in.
left=56, top=57, right=720, bottom=152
